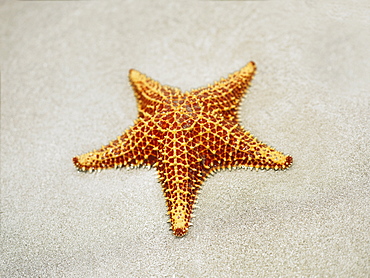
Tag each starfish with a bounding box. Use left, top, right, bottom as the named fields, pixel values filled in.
left=73, top=62, right=293, bottom=237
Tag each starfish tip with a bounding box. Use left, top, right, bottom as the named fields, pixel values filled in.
left=286, top=155, right=293, bottom=167
left=72, top=156, right=81, bottom=169
left=173, top=227, right=188, bottom=237
left=129, top=69, right=141, bottom=80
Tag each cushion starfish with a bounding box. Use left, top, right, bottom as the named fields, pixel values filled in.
left=73, top=62, right=293, bottom=237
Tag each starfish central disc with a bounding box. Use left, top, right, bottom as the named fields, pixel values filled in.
left=73, top=62, right=293, bottom=237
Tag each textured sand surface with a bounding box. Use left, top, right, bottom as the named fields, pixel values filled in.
left=1, top=1, right=369, bottom=277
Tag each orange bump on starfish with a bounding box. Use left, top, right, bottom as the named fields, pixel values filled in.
left=73, top=62, right=293, bottom=237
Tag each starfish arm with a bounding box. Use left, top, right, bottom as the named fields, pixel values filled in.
left=159, top=166, right=205, bottom=237
left=197, top=118, right=292, bottom=171
left=129, top=69, right=182, bottom=117
left=219, top=130, right=293, bottom=170
left=156, top=131, right=209, bottom=237
left=190, top=61, right=256, bottom=122
left=73, top=119, right=157, bottom=172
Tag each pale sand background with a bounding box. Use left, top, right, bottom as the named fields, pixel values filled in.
left=1, top=1, right=369, bottom=277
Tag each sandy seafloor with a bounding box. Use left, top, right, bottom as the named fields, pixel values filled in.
left=1, top=1, right=369, bottom=277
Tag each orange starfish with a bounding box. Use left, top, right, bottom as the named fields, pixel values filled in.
left=73, top=62, right=293, bottom=237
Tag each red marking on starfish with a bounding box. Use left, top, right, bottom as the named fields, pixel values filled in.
left=73, top=62, right=293, bottom=237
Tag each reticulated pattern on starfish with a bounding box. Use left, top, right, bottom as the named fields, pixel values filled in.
left=73, top=62, right=293, bottom=237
